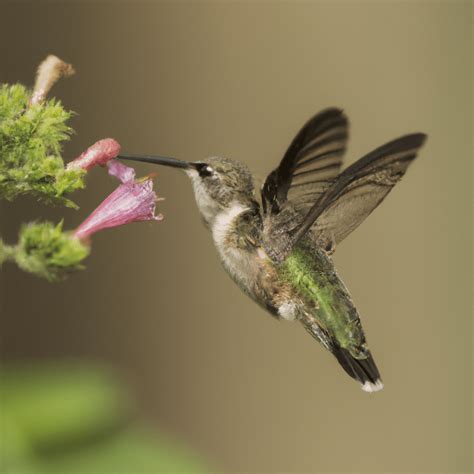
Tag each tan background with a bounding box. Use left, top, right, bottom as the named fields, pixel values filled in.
left=1, top=1, right=472, bottom=472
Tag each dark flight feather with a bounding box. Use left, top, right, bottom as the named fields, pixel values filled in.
left=262, top=126, right=427, bottom=261
left=291, top=133, right=427, bottom=249
left=301, top=312, right=382, bottom=388
left=332, top=346, right=381, bottom=387
left=262, top=108, right=349, bottom=214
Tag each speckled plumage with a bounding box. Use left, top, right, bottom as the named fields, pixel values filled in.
left=212, top=202, right=368, bottom=360
left=188, top=113, right=425, bottom=393
left=120, top=108, right=427, bottom=392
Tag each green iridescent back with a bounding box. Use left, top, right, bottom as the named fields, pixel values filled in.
left=277, top=241, right=368, bottom=359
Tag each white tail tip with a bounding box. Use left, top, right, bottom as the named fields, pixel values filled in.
left=361, top=380, right=384, bottom=393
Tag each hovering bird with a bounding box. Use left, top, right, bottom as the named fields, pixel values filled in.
left=119, top=109, right=426, bottom=392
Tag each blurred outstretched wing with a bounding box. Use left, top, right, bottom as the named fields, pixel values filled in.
left=261, top=108, right=349, bottom=215
left=262, top=125, right=427, bottom=261
left=291, top=133, right=427, bottom=248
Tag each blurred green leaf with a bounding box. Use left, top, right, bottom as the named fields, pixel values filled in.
left=0, top=362, right=208, bottom=474
left=32, top=429, right=206, bottom=474
left=1, top=363, right=128, bottom=450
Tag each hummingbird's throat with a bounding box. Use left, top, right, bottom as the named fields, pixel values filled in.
left=186, top=168, right=221, bottom=226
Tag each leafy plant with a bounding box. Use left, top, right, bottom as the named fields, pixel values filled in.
left=0, top=83, right=84, bottom=207
left=0, top=55, right=161, bottom=281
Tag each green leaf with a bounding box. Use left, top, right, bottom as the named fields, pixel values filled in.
left=0, top=83, right=85, bottom=206
left=0, top=363, right=208, bottom=474
left=13, top=221, right=90, bottom=281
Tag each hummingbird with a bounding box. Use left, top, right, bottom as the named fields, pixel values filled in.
left=119, top=109, right=427, bottom=393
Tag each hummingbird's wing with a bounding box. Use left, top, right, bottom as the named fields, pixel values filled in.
left=291, top=133, right=427, bottom=249
left=262, top=132, right=427, bottom=261
left=261, top=108, right=349, bottom=215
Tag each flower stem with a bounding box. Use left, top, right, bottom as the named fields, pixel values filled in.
left=0, top=239, right=16, bottom=265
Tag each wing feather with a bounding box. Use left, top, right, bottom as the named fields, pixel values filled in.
left=290, top=133, right=427, bottom=252
left=261, top=108, right=349, bottom=214
left=261, top=108, right=426, bottom=262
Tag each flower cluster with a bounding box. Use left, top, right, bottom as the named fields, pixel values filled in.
left=0, top=55, right=164, bottom=281
left=1, top=154, right=162, bottom=281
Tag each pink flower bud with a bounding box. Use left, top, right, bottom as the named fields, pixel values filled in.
left=74, top=161, right=162, bottom=240
left=67, top=139, right=121, bottom=171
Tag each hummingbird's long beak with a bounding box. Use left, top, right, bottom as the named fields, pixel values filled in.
left=117, top=153, right=191, bottom=169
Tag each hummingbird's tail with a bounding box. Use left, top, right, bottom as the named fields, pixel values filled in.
left=301, top=315, right=384, bottom=392
left=332, top=346, right=384, bottom=393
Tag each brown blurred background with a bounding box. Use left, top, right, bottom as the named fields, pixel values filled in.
left=1, top=1, right=472, bottom=472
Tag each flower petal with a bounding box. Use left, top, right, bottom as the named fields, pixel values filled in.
left=67, top=139, right=121, bottom=171
left=107, top=160, right=135, bottom=183
left=74, top=178, right=162, bottom=240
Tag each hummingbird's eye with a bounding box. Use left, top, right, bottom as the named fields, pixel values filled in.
left=197, top=164, right=214, bottom=178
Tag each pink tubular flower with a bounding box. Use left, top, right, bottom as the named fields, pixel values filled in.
left=67, top=139, right=121, bottom=171
left=74, top=161, right=163, bottom=241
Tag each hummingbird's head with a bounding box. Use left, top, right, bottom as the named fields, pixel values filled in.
left=185, top=157, right=255, bottom=225
left=117, top=153, right=256, bottom=226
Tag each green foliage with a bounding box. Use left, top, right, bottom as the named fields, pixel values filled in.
left=13, top=221, right=89, bottom=281
left=1, top=363, right=128, bottom=451
left=0, top=83, right=85, bottom=208
left=0, top=238, right=15, bottom=266
left=0, top=362, right=207, bottom=474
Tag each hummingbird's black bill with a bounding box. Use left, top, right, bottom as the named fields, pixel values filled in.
left=117, top=153, right=191, bottom=169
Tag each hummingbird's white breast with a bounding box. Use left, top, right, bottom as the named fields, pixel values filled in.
left=186, top=166, right=299, bottom=321
left=211, top=201, right=298, bottom=322
left=211, top=202, right=258, bottom=290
